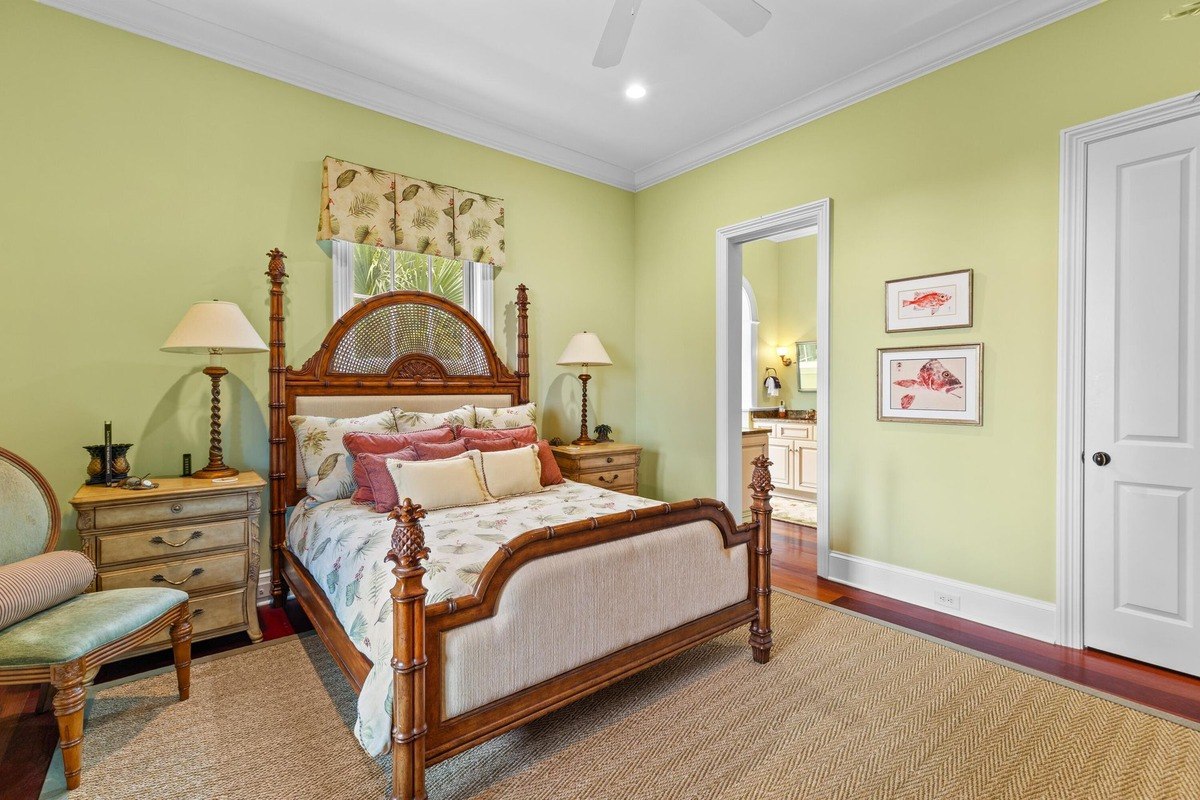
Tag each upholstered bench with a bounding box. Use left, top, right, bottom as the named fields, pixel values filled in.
left=0, top=447, right=192, bottom=790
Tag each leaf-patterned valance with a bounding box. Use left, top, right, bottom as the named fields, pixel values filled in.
left=317, top=156, right=506, bottom=269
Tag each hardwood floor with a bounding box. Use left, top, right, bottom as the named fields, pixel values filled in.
left=1, top=523, right=1197, bottom=798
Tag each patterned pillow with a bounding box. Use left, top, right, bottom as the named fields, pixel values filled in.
left=289, top=410, right=398, bottom=503
left=343, top=427, right=455, bottom=505
left=392, top=404, right=476, bottom=433
left=473, top=403, right=537, bottom=431
left=0, top=551, right=96, bottom=631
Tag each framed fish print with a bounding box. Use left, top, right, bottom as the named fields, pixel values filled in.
left=884, top=269, right=973, bottom=332
left=877, top=344, right=983, bottom=425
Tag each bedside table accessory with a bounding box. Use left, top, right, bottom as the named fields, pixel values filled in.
left=556, top=332, right=612, bottom=446
left=593, top=424, right=613, bottom=443
left=161, top=300, right=268, bottom=480
left=0, top=447, right=192, bottom=791
left=83, top=442, right=133, bottom=486
left=182, top=453, right=192, bottom=477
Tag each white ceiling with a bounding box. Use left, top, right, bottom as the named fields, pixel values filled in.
left=41, top=0, right=1099, bottom=190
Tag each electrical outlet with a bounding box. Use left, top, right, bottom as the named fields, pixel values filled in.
left=934, top=591, right=961, bottom=611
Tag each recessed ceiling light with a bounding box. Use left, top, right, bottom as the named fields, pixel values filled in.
left=625, top=83, right=647, bottom=100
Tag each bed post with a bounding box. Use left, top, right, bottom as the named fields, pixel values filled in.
left=515, top=284, right=530, bottom=405
left=266, top=248, right=289, bottom=608
left=387, top=499, right=430, bottom=800
left=748, top=454, right=774, bottom=663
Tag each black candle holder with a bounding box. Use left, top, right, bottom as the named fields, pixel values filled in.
left=84, top=444, right=133, bottom=485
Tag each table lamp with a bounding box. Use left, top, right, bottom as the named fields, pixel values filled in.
left=556, top=331, right=612, bottom=446
left=162, top=300, right=267, bottom=479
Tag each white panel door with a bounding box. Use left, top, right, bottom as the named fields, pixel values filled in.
left=1083, top=113, right=1200, bottom=676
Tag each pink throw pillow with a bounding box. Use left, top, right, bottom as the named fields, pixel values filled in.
left=467, top=438, right=519, bottom=453
left=535, top=440, right=564, bottom=486
left=344, top=426, right=454, bottom=505
left=455, top=425, right=538, bottom=446
left=411, top=440, right=469, bottom=460
left=355, top=447, right=419, bottom=512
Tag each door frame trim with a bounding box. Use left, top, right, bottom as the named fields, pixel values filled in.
left=1056, top=90, right=1200, bottom=648
left=715, top=198, right=832, bottom=576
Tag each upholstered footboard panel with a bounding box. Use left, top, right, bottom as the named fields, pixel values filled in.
left=441, top=519, right=747, bottom=718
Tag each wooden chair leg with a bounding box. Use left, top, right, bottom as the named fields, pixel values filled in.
left=50, top=660, right=86, bottom=791
left=169, top=605, right=193, bottom=701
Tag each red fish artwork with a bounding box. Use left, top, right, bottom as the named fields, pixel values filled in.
left=894, top=359, right=963, bottom=398
left=902, top=291, right=951, bottom=314
left=900, top=394, right=915, bottom=409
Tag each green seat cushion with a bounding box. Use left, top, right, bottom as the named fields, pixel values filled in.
left=0, top=588, right=187, bottom=667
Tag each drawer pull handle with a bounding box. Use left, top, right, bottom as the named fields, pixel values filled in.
left=152, top=568, right=204, bottom=586
left=150, top=531, right=203, bottom=548
left=192, top=608, right=205, bottom=618
left=606, top=457, right=614, bottom=463
left=597, top=474, right=620, bottom=484
left=170, top=503, right=184, bottom=514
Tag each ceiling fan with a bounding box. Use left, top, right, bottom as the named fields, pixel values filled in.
left=593, top=0, right=772, bottom=68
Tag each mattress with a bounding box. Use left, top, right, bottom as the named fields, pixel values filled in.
left=286, top=480, right=662, bottom=753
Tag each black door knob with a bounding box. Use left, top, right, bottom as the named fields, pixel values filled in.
left=1092, top=452, right=1111, bottom=467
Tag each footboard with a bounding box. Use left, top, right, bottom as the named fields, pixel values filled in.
left=384, top=457, right=774, bottom=800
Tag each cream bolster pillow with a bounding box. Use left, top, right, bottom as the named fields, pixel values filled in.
left=471, top=444, right=543, bottom=499
left=385, top=454, right=494, bottom=511
left=0, top=551, right=96, bottom=631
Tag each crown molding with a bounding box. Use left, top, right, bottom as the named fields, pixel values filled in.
left=40, top=0, right=1100, bottom=194
left=37, top=0, right=638, bottom=190
left=631, top=0, right=1103, bottom=190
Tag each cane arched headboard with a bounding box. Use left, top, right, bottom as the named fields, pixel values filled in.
left=264, top=248, right=531, bottom=575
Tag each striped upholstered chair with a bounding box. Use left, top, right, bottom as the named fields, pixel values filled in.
left=0, top=447, right=193, bottom=790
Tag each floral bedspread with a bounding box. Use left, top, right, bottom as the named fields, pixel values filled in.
left=286, top=480, right=661, bottom=755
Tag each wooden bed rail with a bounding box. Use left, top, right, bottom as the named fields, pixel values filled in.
left=385, top=457, right=775, bottom=800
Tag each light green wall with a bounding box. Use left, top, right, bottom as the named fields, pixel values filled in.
left=633, top=0, right=1198, bottom=601
left=0, top=1, right=635, bottom=555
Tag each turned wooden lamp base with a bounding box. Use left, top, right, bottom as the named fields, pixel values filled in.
left=572, top=372, right=597, bottom=446
left=193, top=365, right=240, bottom=480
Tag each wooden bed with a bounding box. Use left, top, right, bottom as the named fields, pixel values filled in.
left=263, top=248, right=774, bottom=800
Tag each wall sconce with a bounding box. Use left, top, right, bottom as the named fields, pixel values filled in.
left=776, top=346, right=793, bottom=367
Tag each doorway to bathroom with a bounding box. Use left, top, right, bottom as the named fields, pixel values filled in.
left=715, top=199, right=831, bottom=576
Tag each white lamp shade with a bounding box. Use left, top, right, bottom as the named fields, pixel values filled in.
left=556, top=331, right=612, bottom=367
left=161, top=301, right=268, bottom=354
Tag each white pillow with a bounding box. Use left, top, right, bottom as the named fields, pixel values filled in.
left=392, top=404, right=476, bottom=432
left=385, top=453, right=494, bottom=511
left=466, top=444, right=544, bottom=499
left=289, top=410, right=397, bottom=502
left=474, top=402, right=537, bottom=431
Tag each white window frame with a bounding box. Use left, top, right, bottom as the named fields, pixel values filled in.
left=331, top=239, right=494, bottom=338
left=741, top=278, right=760, bottom=411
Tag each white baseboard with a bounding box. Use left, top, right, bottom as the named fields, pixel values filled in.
left=256, top=569, right=272, bottom=606
left=826, top=551, right=1057, bottom=643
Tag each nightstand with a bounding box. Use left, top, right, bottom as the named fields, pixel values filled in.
left=550, top=442, right=642, bottom=495
left=69, top=472, right=265, bottom=656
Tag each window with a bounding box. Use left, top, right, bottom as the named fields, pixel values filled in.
left=741, top=279, right=760, bottom=411
left=332, top=240, right=494, bottom=337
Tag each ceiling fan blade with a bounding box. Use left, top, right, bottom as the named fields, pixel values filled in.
left=695, top=0, right=771, bottom=36
left=593, top=0, right=643, bottom=69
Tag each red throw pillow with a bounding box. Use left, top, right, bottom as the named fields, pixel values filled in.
left=354, top=447, right=419, bottom=512
left=455, top=425, right=538, bottom=446
left=535, top=440, right=564, bottom=486
left=411, top=440, right=469, bottom=460
left=467, top=439, right=519, bottom=453
left=344, top=426, right=454, bottom=504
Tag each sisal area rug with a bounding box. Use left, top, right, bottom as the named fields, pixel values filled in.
left=67, top=594, right=1199, bottom=800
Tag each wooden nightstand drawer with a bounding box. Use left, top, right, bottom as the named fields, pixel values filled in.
left=93, top=492, right=249, bottom=530
left=96, top=551, right=248, bottom=593
left=144, top=588, right=248, bottom=647
left=574, top=467, right=637, bottom=491
left=94, top=519, right=247, bottom=566
left=574, top=451, right=640, bottom=471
